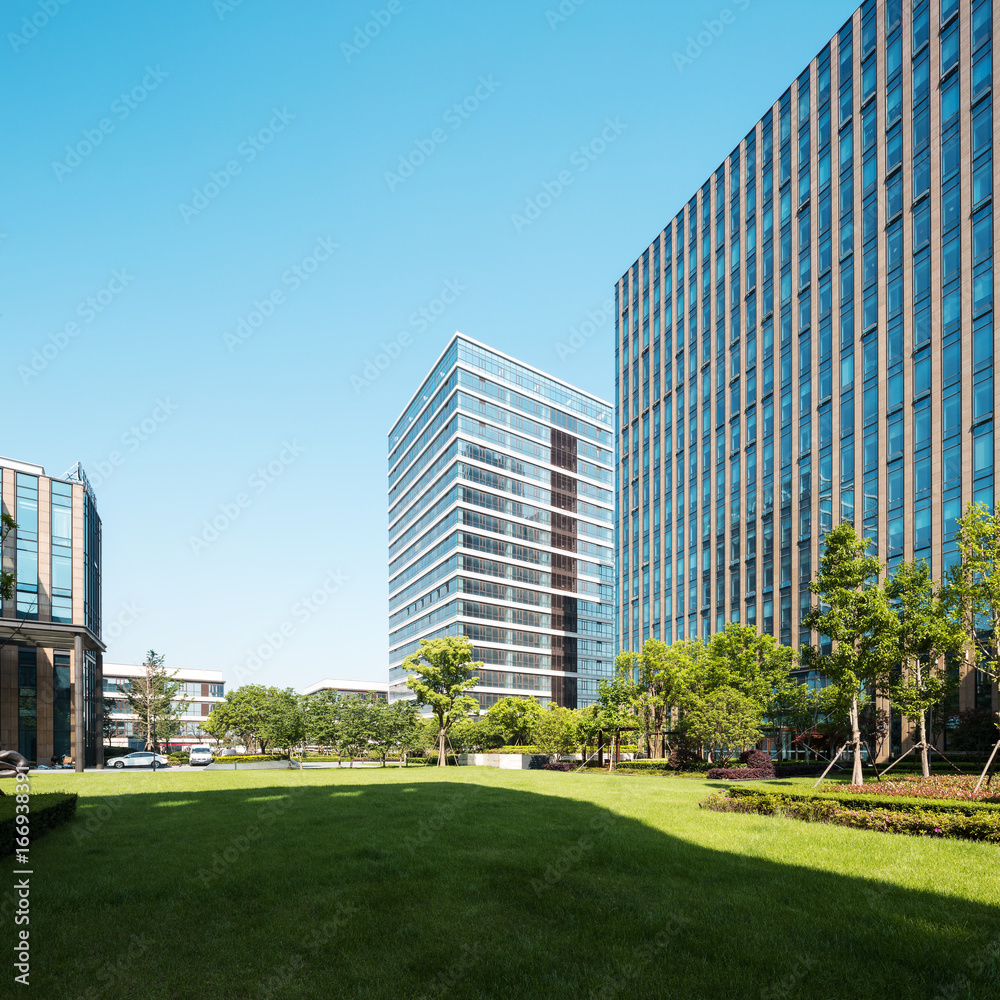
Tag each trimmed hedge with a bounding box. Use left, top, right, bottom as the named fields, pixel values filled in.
left=209, top=754, right=288, bottom=765
left=2, top=792, right=78, bottom=856
left=707, top=767, right=776, bottom=780
left=542, top=762, right=574, bottom=771
left=730, top=783, right=1000, bottom=817
left=702, top=789, right=1000, bottom=844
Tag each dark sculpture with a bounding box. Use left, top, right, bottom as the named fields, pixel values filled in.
left=0, top=751, right=30, bottom=790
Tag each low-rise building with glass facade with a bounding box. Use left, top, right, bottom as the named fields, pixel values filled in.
left=616, top=0, right=999, bottom=740
left=303, top=678, right=389, bottom=702
left=1, top=457, right=103, bottom=767
left=389, top=334, right=615, bottom=710
left=103, top=663, right=225, bottom=750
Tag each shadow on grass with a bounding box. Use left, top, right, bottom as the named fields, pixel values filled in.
left=22, top=774, right=1000, bottom=1000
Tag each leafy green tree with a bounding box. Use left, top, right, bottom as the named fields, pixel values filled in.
left=404, top=636, right=482, bottom=766
left=335, top=697, right=373, bottom=766
left=681, top=688, right=764, bottom=763
left=531, top=704, right=578, bottom=760
left=204, top=684, right=280, bottom=753
left=126, top=650, right=190, bottom=752
left=943, top=503, right=1000, bottom=787
left=801, top=523, right=899, bottom=786
left=707, top=622, right=794, bottom=716
left=886, top=560, right=963, bottom=777
left=772, top=681, right=825, bottom=762
left=258, top=688, right=305, bottom=757
left=482, top=696, right=543, bottom=746
left=368, top=699, right=419, bottom=766
left=944, top=502, right=1000, bottom=679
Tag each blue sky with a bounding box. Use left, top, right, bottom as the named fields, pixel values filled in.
left=1, top=0, right=859, bottom=689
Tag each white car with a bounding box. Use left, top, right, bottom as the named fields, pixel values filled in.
left=111, top=751, right=170, bottom=769
left=188, top=746, right=214, bottom=766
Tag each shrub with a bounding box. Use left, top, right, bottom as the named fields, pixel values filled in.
left=706, top=767, right=776, bottom=781
left=667, top=740, right=701, bottom=771
left=739, top=748, right=775, bottom=774
left=1, top=793, right=78, bottom=856
left=701, top=788, right=1000, bottom=844
left=542, top=762, right=574, bottom=771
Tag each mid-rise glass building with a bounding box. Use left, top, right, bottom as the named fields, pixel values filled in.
left=617, top=0, right=998, bottom=718
left=388, top=334, right=615, bottom=709
left=1, top=457, right=103, bottom=767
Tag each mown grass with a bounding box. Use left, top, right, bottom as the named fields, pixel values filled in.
left=12, top=767, right=1000, bottom=1000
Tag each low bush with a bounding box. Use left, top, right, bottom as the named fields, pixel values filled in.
left=729, top=783, right=1000, bottom=816
left=1, top=792, right=78, bottom=856
left=774, top=763, right=827, bottom=778
left=209, top=754, right=288, bottom=765
left=542, top=762, right=574, bottom=771
left=706, top=767, right=776, bottom=781
left=701, top=789, right=1000, bottom=844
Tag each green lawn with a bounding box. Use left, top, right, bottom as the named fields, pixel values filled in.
left=13, top=767, right=1000, bottom=999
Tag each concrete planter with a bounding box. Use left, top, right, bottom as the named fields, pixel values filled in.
left=458, top=753, right=548, bottom=769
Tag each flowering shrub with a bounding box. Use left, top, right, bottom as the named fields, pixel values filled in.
left=837, top=774, right=1000, bottom=804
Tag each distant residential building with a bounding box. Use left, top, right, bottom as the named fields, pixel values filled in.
left=388, top=334, right=615, bottom=710
left=1, top=457, right=103, bottom=767
left=103, top=662, right=225, bottom=749
left=303, top=678, right=389, bottom=702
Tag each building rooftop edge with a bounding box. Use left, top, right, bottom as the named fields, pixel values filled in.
left=387, top=332, right=614, bottom=438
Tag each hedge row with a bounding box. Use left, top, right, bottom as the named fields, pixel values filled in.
left=707, top=767, right=776, bottom=780
left=1, top=793, right=78, bottom=856
left=207, top=754, right=289, bottom=764
left=729, top=783, right=1000, bottom=817
left=702, top=789, right=1000, bottom=844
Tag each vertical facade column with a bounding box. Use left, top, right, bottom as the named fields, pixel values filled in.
left=74, top=632, right=84, bottom=772
left=95, top=651, right=104, bottom=769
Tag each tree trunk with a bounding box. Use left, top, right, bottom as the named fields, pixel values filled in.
left=919, top=710, right=930, bottom=778
left=438, top=729, right=446, bottom=767
left=849, top=696, right=864, bottom=786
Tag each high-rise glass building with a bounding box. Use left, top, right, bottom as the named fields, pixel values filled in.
left=617, top=0, right=997, bottom=719
left=388, top=334, right=615, bottom=710
left=1, top=457, right=103, bottom=767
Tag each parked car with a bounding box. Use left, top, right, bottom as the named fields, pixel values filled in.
left=111, top=751, right=170, bottom=769
left=188, top=745, right=214, bottom=766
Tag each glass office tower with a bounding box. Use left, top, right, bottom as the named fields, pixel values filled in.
left=617, top=0, right=997, bottom=717
left=389, top=334, right=615, bottom=710
left=1, top=457, right=103, bottom=767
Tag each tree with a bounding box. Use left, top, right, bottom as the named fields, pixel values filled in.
left=945, top=502, right=1000, bottom=685
left=404, top=636, right=482, bottom=766
left=772, top=681, right=825, bottom=762
left=204, top=684, right=278, bottom=754
left=801, top=523, right=899, bottom=786
left=886, top=560, right=963, bottom=776
left=334, top=698, right=373, bottom=766
left=369, top=700, right=419, bottom=766
left=482, top=696, right=542, bottom=746
left=942, top=502, right=1000, bottom=789
left=681, top=687, right=764, bottom=763
left=259, top=688, right=305, bottom=757
left=531, top=704, right=578, bottom=760
left=707, top=623, right=794, bottom=717
left=126, top=650, right=190, bottom=752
